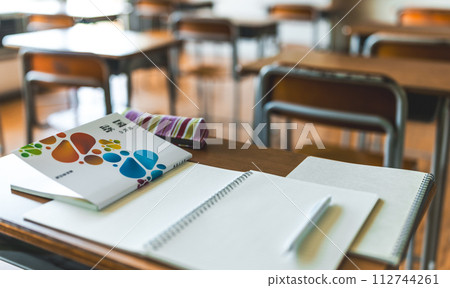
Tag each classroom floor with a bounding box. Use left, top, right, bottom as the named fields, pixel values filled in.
left=0, top=47, right=449, bottom=270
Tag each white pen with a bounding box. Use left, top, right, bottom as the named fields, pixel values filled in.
left=286, top=195, right=332, bottom=253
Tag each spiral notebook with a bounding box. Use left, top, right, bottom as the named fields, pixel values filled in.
left=24, top=163, right=378, bottom=269
left=287, top=157, right=435, bottom=266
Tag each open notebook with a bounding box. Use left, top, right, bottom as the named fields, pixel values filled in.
left=287, top=157, right=434, bottom=266
left=24, top=163, right=378, bottom=269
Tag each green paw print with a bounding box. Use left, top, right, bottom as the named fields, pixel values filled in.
left=19, top=143, right=43, bottom=158
left=99, top=139, right=121, bottom=152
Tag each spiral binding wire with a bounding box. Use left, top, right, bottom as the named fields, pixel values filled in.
left=146, top=171, right=254, bottom=251
left=391, top=173, right=435, bottom=259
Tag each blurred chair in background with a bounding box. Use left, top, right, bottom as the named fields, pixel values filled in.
left=26, top=14, right=75, bottom=32
left=171, top=16, right=240, bottom=121
left=254, top=65, right=411, bottom=169
left=21, top=49, right=112, bottom=143
left=268, top=4, right=319, bottom=46
left=132, top=0, right=174, bottom=31
left=399, top=8, right=450, bottom=27
left=363, top=32, right=447, bottom=123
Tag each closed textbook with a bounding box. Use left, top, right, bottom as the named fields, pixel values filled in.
left=25, top=163, right=379, bottom=269
left=10, top=113, right=192, bottom=210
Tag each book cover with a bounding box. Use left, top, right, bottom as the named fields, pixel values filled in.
left=12, top=113, right=192, bottom=210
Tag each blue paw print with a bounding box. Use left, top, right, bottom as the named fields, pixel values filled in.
left=103, top=150, right=167, bottom=184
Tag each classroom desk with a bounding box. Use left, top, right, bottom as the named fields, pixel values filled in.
left=241, top=46, right=450, bottom=269
left=2, top=24, right=181, bottom=115
left=0, top=140, right=420, bottom=270
left=342, top=23, right=450, bottom=54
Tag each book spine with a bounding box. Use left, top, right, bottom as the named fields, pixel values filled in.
left=145, top=171, right=254, bottom=251
left=391, top=173, right=435, bottom=260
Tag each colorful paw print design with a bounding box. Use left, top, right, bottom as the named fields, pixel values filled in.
left=25, top=132, right=165, bottom=188
left=39, top=132, right=108, bottom=165
left=99, top=139, right=121, bottom=152
left=102, top=149, right=167, bottom=188
left=19, top=143, right=43, bottom=158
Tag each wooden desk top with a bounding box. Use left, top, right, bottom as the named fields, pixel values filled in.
left=343, top=22, right=450, bottom=39
left=241, top=46, right=450, bottom=97
left=2, top=24, right=180, bottom=60
left=0, top=141, right=386, bottom=270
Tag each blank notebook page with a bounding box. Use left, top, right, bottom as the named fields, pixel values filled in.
left=146, top=171, right=378, bottom=270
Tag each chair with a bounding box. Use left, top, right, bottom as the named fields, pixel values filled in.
left=21, top=49, right=112, bottom=143
left=399, top=8, right=450, bottom=27
left=362, top=32, right=447, bottom=122
left=254, top=65, right=408, bottom=169
left=268, top=4, right=319, bottom=46
left=171, top=16, right=240, bottom=120
left=132, top=0, right=174, bottom=31
left=26, top=14, right=75, bottom=32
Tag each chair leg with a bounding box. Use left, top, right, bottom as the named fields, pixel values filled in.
left=166, top=58, right=177, bottom=116
left=233, top=78, right=241, bottom=124
left=104, top=84, right=113, bottom=115
left=371, top=134, right=383, bottom=152
left=23, top=81, right=36, bottom=144
left=69, top=88, right=79, bottom=110
left=312, top=18, right=320, bottom=48
left=357, top=132, right=367, bottom=150
left=257, top=36, right=265, bottom=59
left=341, top=130, right=352, bottom=147
left=286, top=117, right=292, bottom=151
left=195, top=77, right=204, bottom=119
left=125, top=69, right=133, bottom=109
left=406, top=236, right=415, bottom=269
left=202, top=79, right=209, bottom=121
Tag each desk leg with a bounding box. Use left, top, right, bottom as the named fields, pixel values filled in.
left=257, top=36, right=265, bottom=59
left=125, top=68, right=133, bottom=108
left=349, top=35, right=361, bottom=55
left=430, top=98, right=450, bottom=268
left=421, top=98, right=450, bottom=269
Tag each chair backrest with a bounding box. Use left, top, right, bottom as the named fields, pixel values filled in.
left=254, top=65, right=407, bottom=167
left=268, top=4, right=317, bottom=21
left=21, top=49, right=112, bottom=143
left=172, top=16, right=237, bottom=42
left=134, top=0, right=174, bottom=17
left=171, top=16, right=239, bottom=79
left=362, top=32, right=450, bottom=61
left=27, top=14, right=75, bottom=32
left=399, top=8, right=450, bottom=27
left=22, top=49, right=110, bottom=86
